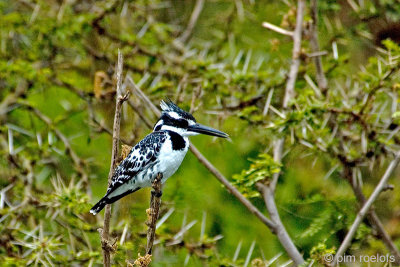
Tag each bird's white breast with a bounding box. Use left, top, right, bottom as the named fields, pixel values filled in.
left=156, top=136, right=189, bottom=183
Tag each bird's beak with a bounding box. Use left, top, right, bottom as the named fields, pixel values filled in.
left=187, top=123, right=229, bottom=138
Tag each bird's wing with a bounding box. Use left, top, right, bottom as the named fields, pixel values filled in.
left=106, top=131, right=167, bottom=195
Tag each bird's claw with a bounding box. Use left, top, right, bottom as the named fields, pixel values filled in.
left=151, top=190, right=162, bottom=198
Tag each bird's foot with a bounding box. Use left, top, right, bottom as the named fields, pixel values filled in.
left=151, top=190, right=162, bottom=198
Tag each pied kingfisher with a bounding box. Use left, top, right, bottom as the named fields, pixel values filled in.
left=90, top=99, right=228, bottom=215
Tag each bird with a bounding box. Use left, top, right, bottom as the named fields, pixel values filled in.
left=90, top=99, right=228, bottom=215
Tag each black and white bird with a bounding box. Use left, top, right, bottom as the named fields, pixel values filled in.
left=90, top=99, right=228, bottom=215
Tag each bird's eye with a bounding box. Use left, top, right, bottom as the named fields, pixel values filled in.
left=154, top=125, right=162, bottom=131
left=180, top=120, right=188, bottom=128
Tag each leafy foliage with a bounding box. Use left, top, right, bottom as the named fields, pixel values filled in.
left=232, top=154, right=281, bottom=198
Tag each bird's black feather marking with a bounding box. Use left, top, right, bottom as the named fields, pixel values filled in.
left=90, top=199, right=107, bottom=214
left=160, top=113, right=190, bottom=129
left=167, top=130, right=186, bottom=150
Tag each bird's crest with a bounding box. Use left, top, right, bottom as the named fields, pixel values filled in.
left=160, top=98, right=180, bottom=112
left=160, top=98, right=196, bottom=121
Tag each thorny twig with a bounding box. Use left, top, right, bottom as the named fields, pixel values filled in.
left=189, top=86, right=202, bottom=114
left=345, top=168, right=400, bottom=264
left=293, top=107, right=400, bottom=261
left=333, top=152, right=400, bottom=265
left=101, top=50, right=129, bottom=267
left=91, top=9, right=181, bottom=66
left=359, top=68, right=397, bottom=115
left=328, top=97, right=400, bottom=260
left=87, top=98, right=132, bottom=145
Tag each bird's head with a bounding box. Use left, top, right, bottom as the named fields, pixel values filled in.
left=153, top=99, right=228, bottom=138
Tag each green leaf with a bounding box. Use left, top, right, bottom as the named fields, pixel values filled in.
left=232, top=153, right=281, bottom=198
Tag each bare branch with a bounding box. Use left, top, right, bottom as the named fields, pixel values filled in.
left=257, top=183, right=304, bottom=266
left=306, top=51, right=328, bottom=58
left=333, top=152, right=400, bottom=265
left=270, top=138, right=284, bottom=191
left=271, top=0, right=305, bottom=191
left=189, top=145, right=276, bottom=229
left=101, top=50, right=128, bottom=267
left=262, top=21, right=294, bottom=37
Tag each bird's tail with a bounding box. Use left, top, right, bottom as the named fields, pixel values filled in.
left=90, top=196, right=109, bottom=215
left=90, top=187, right=142, bottom=215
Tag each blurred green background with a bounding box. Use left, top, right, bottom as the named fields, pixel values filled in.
left=1, top=0, right=400, bottom=266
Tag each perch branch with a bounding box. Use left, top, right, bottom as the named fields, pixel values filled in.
left=101, top=50, right=129, bottom=267
left=146, top=173, right=163, bottom=255
left=131, top=173, right=163, bottom=267
left=333, top=151, right=400, bottom=265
